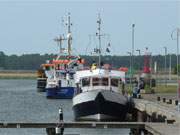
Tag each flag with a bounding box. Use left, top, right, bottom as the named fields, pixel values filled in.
left=106, top=43, right=111, bottom=53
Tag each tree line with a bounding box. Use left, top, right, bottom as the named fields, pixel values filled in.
left=0, top=51, right=178, bottom=73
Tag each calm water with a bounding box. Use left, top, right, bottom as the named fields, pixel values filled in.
left=0, top=79, right=129, bottom=135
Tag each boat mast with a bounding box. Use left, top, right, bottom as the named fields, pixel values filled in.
left=96, top=14, right=102, bottom=68
left=54, top=35, right=65, bottom=55
left=66, top=12, right=73, bottom=56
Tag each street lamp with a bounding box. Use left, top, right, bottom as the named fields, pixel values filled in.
left=169, top=54, right=172, bottom=80
left=164, top=47, right=167, bottom=87
left=132, top=24, right=135, bottom=79
left=171, top=28, right=180, bottom=104
left=127, top=51, right=133, bottom=91
left=136, top=49, right=141, bottom=80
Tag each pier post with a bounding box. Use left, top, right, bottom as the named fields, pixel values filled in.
left=56, top=108, right=64, bottom=135
left=137, top=111, right=146, bottom=122
left=157, top=96, right=160, bottom=101
left=46, top=108, right=64, bottom=135
left=130, top=109, right=146, bottom=135
left=175, top=100, right=178, bottom=105
left=46, top=128, right=56, bottom=135
left=162, top=98, right=166, bottom=103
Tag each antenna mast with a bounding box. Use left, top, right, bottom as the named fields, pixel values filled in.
left=54, top=35, right=66, bottom=60
left=54, top=35, right=66, bottom=54
left=66, top=12, right=73, bottom=56
left=96, top=14, right=102, bottom=67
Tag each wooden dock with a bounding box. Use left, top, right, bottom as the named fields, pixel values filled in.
left=134, top=98, right=180, bottom=123
left=0, top=122, right=179, bottom=135
left=0, top=122, right=144, bottom=129
left=1, top=97, right=180, bottom=135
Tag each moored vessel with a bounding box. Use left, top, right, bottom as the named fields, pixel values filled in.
left=72, top=14, right=130, bottom=121
left=45, top=13, right=84, bottom=99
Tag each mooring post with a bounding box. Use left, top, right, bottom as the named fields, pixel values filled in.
left=56, top=108, right=64, bottom=135
left=157, top=96, right=160, bottom=101
left=162, top=98, right=166, bottom=103
left=130, top=110, right=146, bottom=135
left=46, top=128, right=56, bottom=135
left=175, top=100, right=178, bottom=106
left=168, top=99, right=172, bottom=104
left=137, top=111, right=146, bottom=122
left=59, top=108, right=63, bottom=121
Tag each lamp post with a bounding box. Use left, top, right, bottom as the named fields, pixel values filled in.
left=136, top=49, right=141, bottom=69
left=132, top=24, right=135, bottom=79
left=169, top=54, right=172, bottom=80
left=164, top=47, right=167, bottom=87
left=136, top=49, right=141, bottom=81
left=127, top=52, right=133, bottom=91
left=171, top=28, right=180, bottom=104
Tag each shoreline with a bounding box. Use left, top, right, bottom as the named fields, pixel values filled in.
left=0, top=70, right=36, bottom=79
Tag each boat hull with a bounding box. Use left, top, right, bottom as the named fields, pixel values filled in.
left=72, top=90, right=129, bottom=121
left=46, top=87, right=75, bottom=99
left=37, top=78, right=47, bottom=92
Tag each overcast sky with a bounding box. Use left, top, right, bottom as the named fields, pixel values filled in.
left=0, top=0, right=179, bottom=56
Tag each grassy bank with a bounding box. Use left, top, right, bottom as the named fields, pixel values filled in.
left=124, top=84, right=177, bottom=94
left=154, top=85, right=177, bottom=93
left=0, top=72, right=36, bottom=79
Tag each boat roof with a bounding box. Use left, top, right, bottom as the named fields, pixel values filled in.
left=75, top=68, right=125, bottom=83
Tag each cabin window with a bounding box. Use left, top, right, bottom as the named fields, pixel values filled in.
left=82, top=78, right=90, bottom=87
left=92, top=78, right=100, bottom=86
left=102, top=78, right=108, bottom=86
left=111, top=78, right=118, bottom=87
left=92, top=77, right=109, bottom=86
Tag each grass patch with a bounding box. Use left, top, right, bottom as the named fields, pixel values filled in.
left=122, top=84, right=177, bottom=94
left=0, top=73, right=36, bottom=79
left=154, top=85, right=177, bottom=93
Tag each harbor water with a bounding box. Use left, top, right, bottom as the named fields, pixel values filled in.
left=0, top=79, right=129, bottom=135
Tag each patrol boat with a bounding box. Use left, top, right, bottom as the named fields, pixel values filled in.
left=72, top=15, right=130, bottom=121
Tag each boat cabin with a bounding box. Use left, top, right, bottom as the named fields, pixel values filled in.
left=75, top=68, right=125, bottom=94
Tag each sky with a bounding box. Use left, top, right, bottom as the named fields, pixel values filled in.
left=0, top=0, right=179, bottom=56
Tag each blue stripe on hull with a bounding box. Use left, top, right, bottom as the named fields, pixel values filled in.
left=46, top=87, right=75, bottom=99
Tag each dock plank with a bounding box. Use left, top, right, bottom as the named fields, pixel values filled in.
left=0, top=122, right=145, bottom=129
left=1, top=122, right=179, bottom=135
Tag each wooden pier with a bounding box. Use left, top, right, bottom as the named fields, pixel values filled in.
left=1, top=98, right=180, bottom=135
left=0, top=122, right=179, bottom=135
left=134, top=98, right=180, bottom=123
left=0, top=122, right=144, bottom=129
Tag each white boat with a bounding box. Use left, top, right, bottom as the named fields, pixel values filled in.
left=72, top=15, right=130, bottom=121
left=73, top=68, right=130, bottom=121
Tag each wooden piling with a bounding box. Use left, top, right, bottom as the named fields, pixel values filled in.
left=163, top=98, right=166, bottom=103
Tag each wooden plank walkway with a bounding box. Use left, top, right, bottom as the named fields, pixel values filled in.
left=0, top=122, right=180, bottom=135
left=0, top=122, right=145, bottom=129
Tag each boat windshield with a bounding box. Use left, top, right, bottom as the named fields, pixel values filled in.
left=92, top=77, right=108, bottom=86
